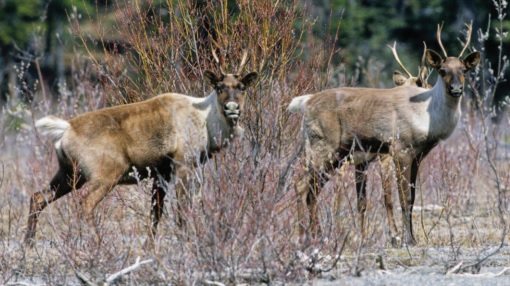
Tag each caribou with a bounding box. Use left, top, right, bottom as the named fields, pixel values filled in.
left=380, top=41, right=432, bottom=245
left=289, top=23, right=479, bottom=246
left=24, top=51, right=258, bottom=247
left=389, top=41, right=431, bottom=89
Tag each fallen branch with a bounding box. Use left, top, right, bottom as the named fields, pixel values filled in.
left=299, top=231, right=349, bottom=275
left=203, top=280, right=226, bottom=286
left=6, top=282, right=45, bottom=286
left=105, top=257, right=153, bottom=284
left=451, top=267, right=510, bottom=278
left=75, top=271, right=98, bottom=286
left=74, top=257, right=153, bottom=286
left=446, top=261, right=463, bottom=275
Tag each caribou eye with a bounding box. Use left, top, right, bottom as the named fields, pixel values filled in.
left=237, top=84, right=245, bottom=90
left=438, top=68, right=447, bottom=76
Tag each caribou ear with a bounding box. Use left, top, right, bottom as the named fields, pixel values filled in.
left=392, top=70, right=408, bottom=86
left=241, top=72, right=258, bottom=88
left=419, top=66, right=428, bottom=80
left=463, top=51, right=481, bottom=71
left=425, top=49, right=443, bottom=69
left=416, top=66, right=429, bottom=87
left=204, top=70, right=220, bottom=86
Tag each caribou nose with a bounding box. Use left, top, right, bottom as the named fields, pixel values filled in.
left=449, top=84, right=463, bottom=96
left=225, top=102, right=238, bottom=110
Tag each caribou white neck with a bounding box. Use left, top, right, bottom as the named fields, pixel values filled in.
left=192, top=91, right=236, bottom=150
left=429, top=75, right=462, bottom=115
left=425, top=75, right=462, bottom=140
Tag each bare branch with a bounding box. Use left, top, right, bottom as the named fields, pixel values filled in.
left=203, top=280, right=226, bottom=286
left=105, top=257, right=153, bottom=284
left=446, top=261, right=464, bottom=275
left=6, top=283, right=46, bottom=286
left=74, top=271, right=98, bottom=286
left=453, top=267, right=510, bottom=277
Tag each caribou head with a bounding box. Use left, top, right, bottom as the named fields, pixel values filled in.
left=426, top=22, right=480, bottom=97
left=389, top=41, right=431, bottom=88
left=204, top=50, right=258, bottom=125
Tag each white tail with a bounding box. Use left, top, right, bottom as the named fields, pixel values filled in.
left=35, top=116, right=70, bottom=144
left=287, top=94, right=311, bottom=113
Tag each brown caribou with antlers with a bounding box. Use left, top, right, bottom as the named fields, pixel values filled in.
left=25, top=51, right=258, bottom=247
left=289, top=23, right=479, bottom=246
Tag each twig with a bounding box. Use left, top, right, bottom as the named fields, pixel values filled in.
left=300, top=231, right=349, bottom=275
left=0, top=162, right=4, bottom=191
left=453, top=267, right=510, bottom=277
left=446, top=261, right=463, bottom=275
left=276, top=137, right=304, bottom=194
left=75, top=271, right=98, bottom=286
left=34, top=58, right=47, bottom=104
left=105, top=256, right=153, bottom=284
left=6, top=283, right=45, bottom=286
left=203, top=280, right=226, bottom=286
left=74, top=257, right=153, bottom=286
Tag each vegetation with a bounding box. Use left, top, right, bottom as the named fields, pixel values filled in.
left=0, top=0, right=509, bottom=284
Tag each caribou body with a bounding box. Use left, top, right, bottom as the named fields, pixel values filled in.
left=25, top=59, right=258, bottom=247
left=288, top=24, right=479, bottom=245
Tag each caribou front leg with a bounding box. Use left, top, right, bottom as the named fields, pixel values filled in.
left=394, top=155, right=416, bottom=246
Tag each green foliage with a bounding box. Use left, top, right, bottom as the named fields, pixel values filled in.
left=0, top=0, right=42, bottom=46
left=311, top=0, right=497, bottom=84
left=0, top=0, right=92, bottom=49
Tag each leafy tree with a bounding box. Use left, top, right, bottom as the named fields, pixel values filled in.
left=0, top=0, right=92, bottom=103
left=0, top=0, right=42, bottom=48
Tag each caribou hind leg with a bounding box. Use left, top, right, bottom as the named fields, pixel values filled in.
left=25, top=166, right=86, bottom=247
left=295, top=141, right=337, bottom=239
left=149, top=163, right=173, bottom=240
left=379, top=156, right=400, bottom=247
left=355, top=163, right=369, bottom=237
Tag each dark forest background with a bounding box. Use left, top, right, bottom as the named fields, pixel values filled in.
left=0, top=0, right=508, bottom=112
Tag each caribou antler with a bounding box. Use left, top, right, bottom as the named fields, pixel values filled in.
left=458, top=21, right=473, bottom=58
left=211, top=41, right=226, bottom=75
left=421, top=42, right=428, bottom=67
left=436, top=23, right=448, bottom=58
left=388, top=41, right=413, bottom=78
left=236, top=50, right=248, bottom=75
left=419, top=41, right=430, bottom=84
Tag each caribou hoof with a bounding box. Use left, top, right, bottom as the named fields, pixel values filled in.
left=390, top=236, right=402, bottom=248
left=402, top=236, right=417, bottom=247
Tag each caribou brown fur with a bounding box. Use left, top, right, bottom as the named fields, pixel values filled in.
left=24, top=67, right=257, bottom=247
left=289, top=35, right=479, bottom=245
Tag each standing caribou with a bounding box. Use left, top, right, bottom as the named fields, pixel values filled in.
left=289, top=23, right=479, bottom=246
left=385, top=41, right=432, bottom=245
left=340, top=41, right=433, bottom=246
left=24, top=51, right=258, bottom=247
left=331, top=41, right=432, bottom=246
left=389, top=41, right=431, bottom=89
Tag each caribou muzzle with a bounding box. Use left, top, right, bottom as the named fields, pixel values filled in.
left=448, top=85, right=463, bottom=97
left=224, top=102, right=240, bottom=120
